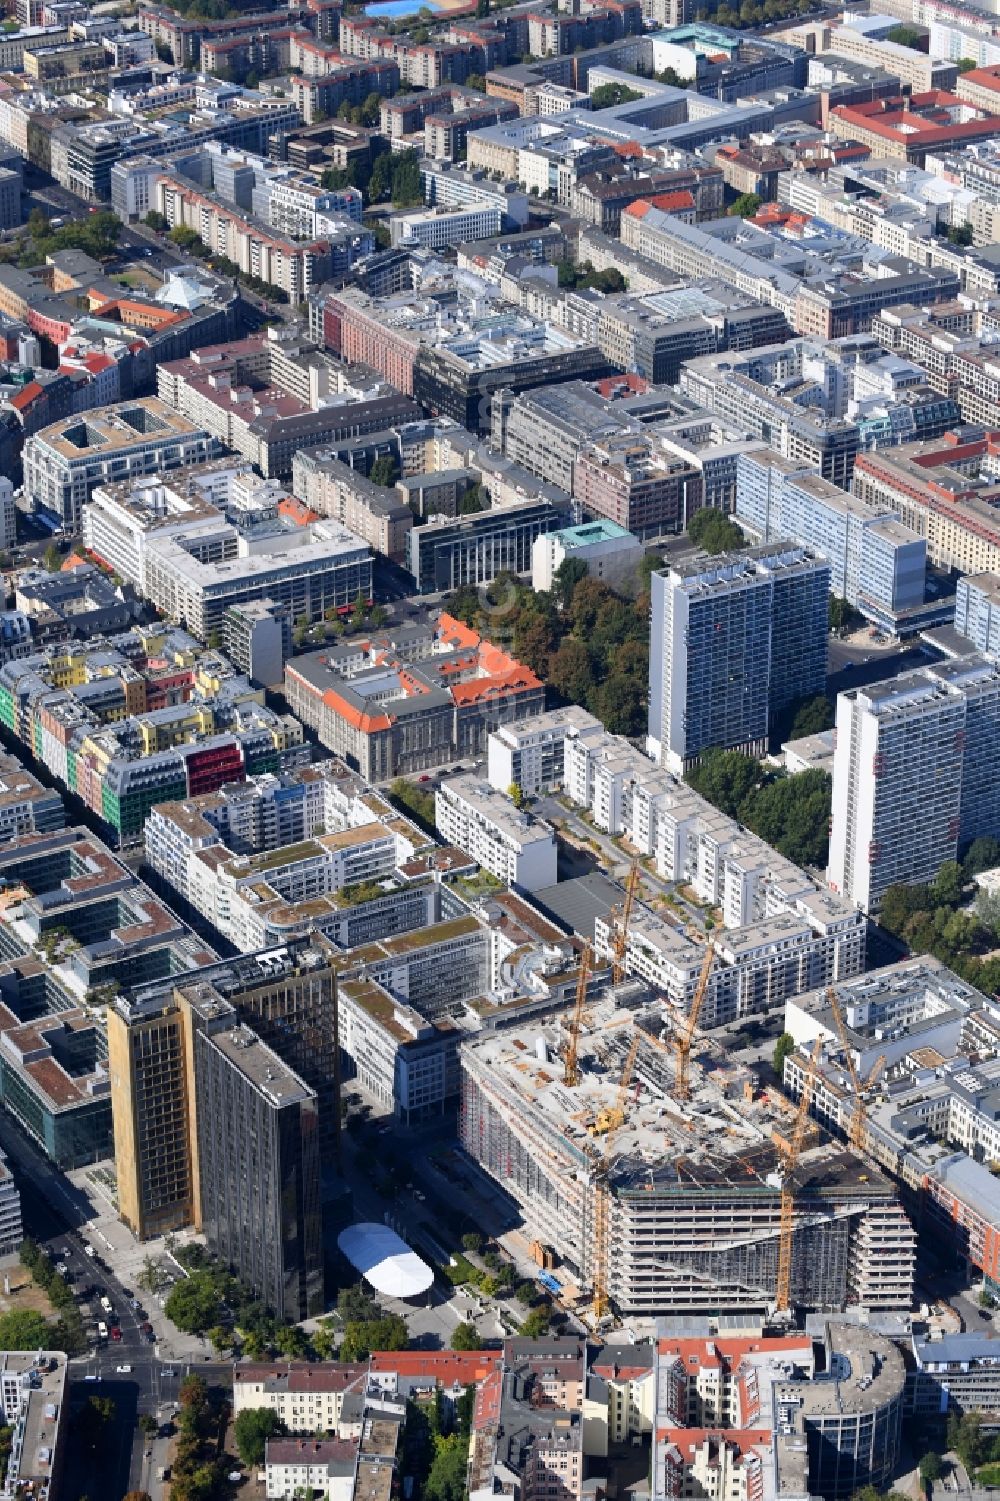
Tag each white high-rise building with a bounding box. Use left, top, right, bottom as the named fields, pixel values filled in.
left=828, top=656, right=1000, bottom=911
left=648, top=542, right=829, bottom=773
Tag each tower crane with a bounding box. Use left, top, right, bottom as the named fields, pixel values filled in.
left=775, top=1034, right=823, bottom=1314
left=592, top=1030, right=641, bottom=1320
left=675, top=943, right=715, bottom=1102
left=563, top=941, right=592, bottom=1088
left=825, top=985, right=886, bottom=1154
left=611, top=858, right=641, bottom=985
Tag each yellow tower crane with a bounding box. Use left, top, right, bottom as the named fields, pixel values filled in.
left=675, top=943, right=715, bottom=1102
left=592, top=1030, right=641, bottom=1320
left=775, top=1034, right=824, bottom=1314
left=611, top=858, right=641, bottom=985
left=563, top=941, right=592, bottom=1088
left=825, top=985, right=887, bottom=1154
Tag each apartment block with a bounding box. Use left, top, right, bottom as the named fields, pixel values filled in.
left=735, top=449, right=930, bottom=631
left=955, top=572, right=1000, bottom=657
left=153, top=175, right=332, bottom=306
left=649, top=544, right=829, bottom=773
left=487, top=708, right=604, bottom=799
left=0, top=624, right=303, bottom=841
left=234, top=1361, right=369, bottom=1433
left=292, top=449, right=415, bottom=563
left=828, top=656, right=1000, bottom=911
left=435, top=776, right=558, bottom=891
left=338, top=895, right=580, bottom=1121
left=0, top=1353, right=67, bottom=1501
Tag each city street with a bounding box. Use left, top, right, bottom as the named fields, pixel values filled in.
left=0, top=1111, right=226, bottom=1501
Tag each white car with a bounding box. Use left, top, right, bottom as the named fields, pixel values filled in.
left=115, top=1364, right=132, bottom=1374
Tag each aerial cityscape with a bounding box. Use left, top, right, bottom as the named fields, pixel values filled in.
left=1, top=0, right=1000, bottom=1497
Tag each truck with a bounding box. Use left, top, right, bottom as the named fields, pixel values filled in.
left=99, top=1296, right=113, bottom=1316
left=97, top=1321, right=108, bottom=1341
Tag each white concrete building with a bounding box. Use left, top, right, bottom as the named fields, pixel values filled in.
left=487, top=706, right=603, bottom=798
left=531, top=519, right=643, bottom=593
left=234, top=1361, right=368, bottom=1433
left=828, top=656, right=1000, bottom=912
left=389, top=203, right=503, bottom=251
left=435, top=775, right=558, bottom=891
left=0, top=1152, right=21, bottom=1256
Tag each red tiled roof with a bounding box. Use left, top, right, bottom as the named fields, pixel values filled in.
left=370, top=1351, right=501, bottom=1381
left=9, top=380, right=42, bottom=412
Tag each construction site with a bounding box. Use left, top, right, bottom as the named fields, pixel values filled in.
left=458, top=963, right=917, bottom=1322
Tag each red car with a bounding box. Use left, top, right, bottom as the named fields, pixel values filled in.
left=110, top=1326, right=122, bottom=1341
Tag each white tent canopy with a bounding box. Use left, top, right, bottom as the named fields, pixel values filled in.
left=338, top=1221, right=434, bottom=1299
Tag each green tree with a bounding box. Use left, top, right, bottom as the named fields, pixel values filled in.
left=919, top=1453, right=944, bottom=1483
left=43, top=542, right=62, bottom=572
left=425, top=1436, right=469, bottom=1501
left=964, top=837, right=1000, bottom=876
left=789, top=695, right=834, bottom=739
left=591, top=81, right=642, bottom=108
left=144, top=210, right=168, bottom=232
left=370, top=454, right=398, bottom=488
left=686, top=508, right=746, bottom=554
left=168, top=224, right=202, bottom=251
left=728, top=192, right=761, bottom=218
left=459, top=482, right=486, bottom=515
left=957, top=57, right=978, bottom=71
left=887, top=22, right=923, bottom=46
left=829, top=596, right=851, bottom=631
left=234, top=1407, right=283, bottom=1467
left=450, top=1321, right=483, bottom=1350
left=467, top=70, right=486, bottom=88
left=932, top=860, right=965, bottom=907
left=77, top=1394, right=115, bottom=1450
left=165, top=1275, right=222, bottom=1335
left=514, top=1282, right=536, bottom=1305
left=0, top=1309, right=53, bottom=1350
left=340, top=1313, right=408, bottom=1361
left=686, top=747, right=765, bottom=821
left=773, top=1032, right=795, bottom=1079
left=553, top=557, right=589, bottom=610
left=137, top=1413, right=157, bottom=1438
left=519, top=1305, right=551, bottom=1338
left=461, top=1232, right=482, bottom=1253
left=508, top=783, right=524, bottom=810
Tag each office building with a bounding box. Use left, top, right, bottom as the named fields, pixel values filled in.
left=828, top=656, right=1000, bottom=911
left=22, top=399, right=222, bottom=531
left=84, top=471, right=372, bottom=645
left=649, top=543, right=829, bottom=773
left=109, top=973, right=321, bottom=1318
left=285, top=612, right=544, bottom=781
left=196, top=1006, right=322, bottom=1321
left=405, top=499, right=566, bottom=594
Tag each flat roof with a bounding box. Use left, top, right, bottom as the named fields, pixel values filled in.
left=337, top=1222, right=434, bottom=1299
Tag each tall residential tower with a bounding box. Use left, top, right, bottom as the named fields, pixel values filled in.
left=828, top=656, right=1000, bottom=911
left=648, top=543, right=829, bottom=773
